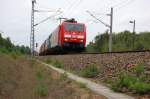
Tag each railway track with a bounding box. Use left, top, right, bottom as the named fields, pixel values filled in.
left=39, top=50, right=150, bottom=56
left=75, top=50, right=150, bottom=54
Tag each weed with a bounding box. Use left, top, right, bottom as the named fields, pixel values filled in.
left=60, top=72, right=67, bottom=81
left=53, top=60, right=64, bottom=68
left=34, top=84, right=48, bottom=97
left=10, top=52, right=19, bottom=59
left=133, top=65, right=145, bottom=76
left=45, top=59, right=64, bottom=68
left=111, top=72, right=150, bottom=94
left=36, top=71, right=44, bottom=81
left=129, top=81, right=150, bottom=94
left=80, top=65, right=99, bottom=78
left=29, top=58, right=36, bottom=66
left=77, top=82, right=87, bottom=88
left=45, top=59, right=53, bottom=64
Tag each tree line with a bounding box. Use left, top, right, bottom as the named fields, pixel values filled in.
left=0, top=33, right=30, bottom=54
left=86, top=31, right=150, bottom=52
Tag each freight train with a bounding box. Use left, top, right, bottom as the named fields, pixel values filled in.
left=39, top=18, right=86, bottom=55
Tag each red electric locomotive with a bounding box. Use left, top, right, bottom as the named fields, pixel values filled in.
left=39, top=18, right=86, bottom=55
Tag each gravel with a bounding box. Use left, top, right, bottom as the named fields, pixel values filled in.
left=39, top=51, right=150, bottom=82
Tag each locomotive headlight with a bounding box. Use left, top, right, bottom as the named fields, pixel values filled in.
left=64, top=38, right=68, bottom=41
left=64, top=34, right=71, bottom=38
left=77, top=35, right=84, bottom=39
left=80, top=40, right=84, bottom=42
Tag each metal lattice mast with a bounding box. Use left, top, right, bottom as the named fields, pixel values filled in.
left=30, top=0, right=36, bottom=56
left=109, top=7, right=113, bottom=52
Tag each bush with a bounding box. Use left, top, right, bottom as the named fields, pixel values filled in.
left=129, top=82, right=150, bottom=94
left=111, top=73, right=136, bottom=92
left=80, top=65, right=99, bottom=78
left=111, top=72, right=150, bottom=94
left=133, top=65, right=145, bottom=75
left=0, top=48, right=9, bottom=54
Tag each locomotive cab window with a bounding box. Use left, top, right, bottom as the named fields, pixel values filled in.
left=64, top=24, right=84, bottom=32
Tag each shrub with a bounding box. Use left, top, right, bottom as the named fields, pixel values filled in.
left=133, top=65, right=145, bottom=76
left=80, top=65, right=99, bottom=78
left=0, top=48, right=9, bottom=54
left=129, top=82, right=150, bottom=94
left=34, top=84, right=48, bottom=97
left=111, top=72, right=150, bottom=94
left=111, top=73, right=136, bottom=92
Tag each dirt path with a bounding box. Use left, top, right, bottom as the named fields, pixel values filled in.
left=40, top=61, right=135, bottom=99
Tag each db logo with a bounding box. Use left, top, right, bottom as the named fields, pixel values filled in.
left=72, top=35, right=77, bottom=38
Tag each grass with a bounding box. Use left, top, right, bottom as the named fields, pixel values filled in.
left=34, top=70, right=49, bottom=97
left=0, top=52, right=104, bottom=99
left=111, top=71, right=150, bottom=94
left=34, top=84, right=48, bottom=97
left=76, top=82, right=87, bottom=88
left=59, top=72, right=68, bottom=81
left=29, top=58, right=36, bottom=66
left=45, top=59, right=64, bottom=68
left=36, top=71, right=44, bottom=81
left=132, top=65, right=145, bottom=77
left=44, top=59, right=53, bottom=64
left=80, top=65, right=99, bottom=78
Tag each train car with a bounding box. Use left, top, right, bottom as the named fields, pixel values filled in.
left=39, top=18, right=86, bottom=55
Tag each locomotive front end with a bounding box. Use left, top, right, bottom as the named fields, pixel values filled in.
left=62, top=22, right=86, bottom=50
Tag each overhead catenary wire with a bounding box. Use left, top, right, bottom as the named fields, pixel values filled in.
left=67, top=0, right=83, bottom=15
left=34, top=11, right=62, bottom=27
left=86, top=11, right=110, bottom=28
left=113, top=0, right=136, bottom=10
left=64, top=0, right=83, bottom=17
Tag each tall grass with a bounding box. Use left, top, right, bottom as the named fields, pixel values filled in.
left=111, top=65, right=150, bottom=94
left=80, top=65, right=99, bottom=78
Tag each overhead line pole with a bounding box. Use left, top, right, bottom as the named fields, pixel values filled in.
left=30, top=0, right=36, bottom=56
left=30, top=1, right=62, bottom=56
left=86, top=8, right=113, bottom=52
left=109, top=7, right=113, bottom=52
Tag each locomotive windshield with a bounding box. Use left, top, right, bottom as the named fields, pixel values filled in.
left=64, top=24, right=84, bottom=32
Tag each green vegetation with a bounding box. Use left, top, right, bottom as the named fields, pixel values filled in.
left=76, top=82, right=87, bottom=88
left=0, top=33, right=30, bottom=54
left=87, top=31, right=150, bottom=52
left=36, top=71, right=44, bottom=81
left=34, top=84, right=48, bottom=97
left=59, top=72, right=68, bottom=81
left=34, top=70, right=49, bottom=97
left=45, top=59, right=64, bottom=68
left=133, top=65, right=145, bottom=76
left=80, top=65, right=99, bottom=78
left=111, top=65, right=150, bottom=94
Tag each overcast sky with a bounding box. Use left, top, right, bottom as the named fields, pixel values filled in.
left=0, top=0, right=150, bottom=48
